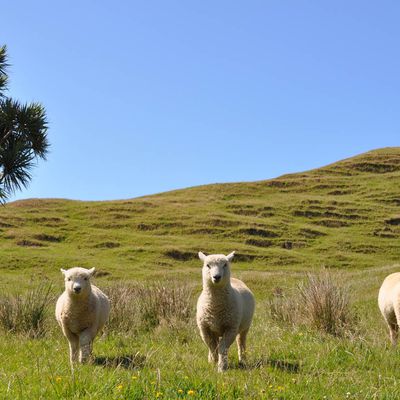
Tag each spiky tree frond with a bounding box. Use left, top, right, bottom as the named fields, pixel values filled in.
left=0, top=45, right=8, bottom=96
left=0, top=136, right=35, bottom=193
left=0, top=45, right=49, bottom=202
left=0, top=99, right=49, bottom=158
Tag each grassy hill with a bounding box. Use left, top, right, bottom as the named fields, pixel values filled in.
left=1, top=147, right=400, bottom=284
left=1, top=147, right=400, bottom=399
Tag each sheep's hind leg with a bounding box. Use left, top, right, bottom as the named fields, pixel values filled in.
left=199, top=326, right=218, bottom=364
left=389, top=322, right=399, bottom=347
left=390, top=310, right=400, bottom=347
left=237, top=329, right=249, bottom=367
left=218, top=329, right=237, bottom=372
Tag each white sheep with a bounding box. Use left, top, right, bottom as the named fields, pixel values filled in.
left=378, top=272, right=400, bottom=346
left=55, top=267, right=110, bottom=366
left=196, top=251, right=255, bottom=372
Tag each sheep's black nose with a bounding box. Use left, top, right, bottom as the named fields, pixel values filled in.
left=73, top=287, right=81, bottom=293
left=213, top=275, right=221, bottom=282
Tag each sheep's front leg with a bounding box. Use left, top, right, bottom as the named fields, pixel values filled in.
left=208, top=345, right=219, bottom=364
left=79, top=328, right=95, bottom=363
left=69, top=337, right=79, bottom=365
left=199, top=326, right=219, bottom=364
left=236, top=328, right=249, bottom=366
left=63, top=328, right=79, bottom=367
left=218, top=329, right=237, bottom=372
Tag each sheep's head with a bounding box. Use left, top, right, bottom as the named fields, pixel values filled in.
left=198, top=251, right=235, bottom=288
left=60, top=267, right=95, bottom=297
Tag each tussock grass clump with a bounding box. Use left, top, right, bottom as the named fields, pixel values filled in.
left=0, top=284, right=53, bottom=338
left=269, top=287, right=300, bottom=325
left=299, top=272, right=357, bottom=336
left=106, top=282, right=194, bottom=334
left=269, top=271, right=358, bottom=336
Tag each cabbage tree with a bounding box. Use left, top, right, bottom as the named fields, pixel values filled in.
left=0, top=45, right=49, bottom=202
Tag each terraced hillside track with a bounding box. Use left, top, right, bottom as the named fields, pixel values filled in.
left=1, top=148, right=400, bottom=287
left=1, top=148, right=400, bottom=399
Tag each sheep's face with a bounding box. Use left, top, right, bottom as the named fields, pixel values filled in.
left=199, top=251, right=235, bottom=287
left=60, top=267, right=95, bottom=297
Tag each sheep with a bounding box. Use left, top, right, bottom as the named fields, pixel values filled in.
left=378, top=272, right=400, bottom=346
left=55, top=267, right=110, bottom=366
left=196, top=251, right=255, bottom=372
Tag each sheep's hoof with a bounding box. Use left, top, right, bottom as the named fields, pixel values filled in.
left=217, top=364, right=228, bottom=372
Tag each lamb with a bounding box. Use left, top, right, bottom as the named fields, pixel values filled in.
left=55, top=267, right=110, bottom=366
left=378, top=272, right=400, bottom=346
left=196, top=251, right=255, bottom=372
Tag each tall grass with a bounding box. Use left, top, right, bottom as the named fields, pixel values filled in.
left=299, top=271, right=357, bottom=336
left=269, top=287, right=299, bottom=326
left=269, top=270, right=358, bottom=336
left=106, top=282, right=194, bottom=334
left=0, top=281, right=194, bottom=339
left=0, top=283, right=53, bottom=338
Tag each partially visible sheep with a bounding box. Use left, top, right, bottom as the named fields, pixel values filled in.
left=378, top=272, right=400, bottom=346
left=196, top=251, right=255, bottom=372
left=55, top=267, right=110, bottom=366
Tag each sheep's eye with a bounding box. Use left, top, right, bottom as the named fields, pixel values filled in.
left=84, top=277, right=88, bottom=281
left=206, top=264, right=211, bottom=269
left=223, top=263, right=227, bottom=268
left=67, top=278, right=71, bottom=281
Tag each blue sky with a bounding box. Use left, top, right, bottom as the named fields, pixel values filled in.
left=2, top=1, right=399, bottom=201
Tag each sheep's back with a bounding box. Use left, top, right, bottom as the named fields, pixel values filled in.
left=379, top=273, right=400, bottom=316
left=231, top=278, right=255, bottom=332
left=91, top=285, right=110, bottom=329
left=55, top=292, right=67, bottom=326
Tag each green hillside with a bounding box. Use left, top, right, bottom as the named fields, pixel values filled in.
left=1, top=148, right=400, bottom=399
left=1, top=147, right=400, bottom=287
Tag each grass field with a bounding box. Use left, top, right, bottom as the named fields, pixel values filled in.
left=1, top=147, right=400, bottom=399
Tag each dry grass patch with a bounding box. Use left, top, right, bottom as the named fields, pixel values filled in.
left=269, top=270, right=359, bottom=337
left=0, top=283, right=53, bottom=338
left=106, top=282, right=194, bottom=334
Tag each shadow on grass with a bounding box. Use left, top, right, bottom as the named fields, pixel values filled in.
left=232, top=357, right=300, bottom=372
left=93, top=353, right=146, bottom=370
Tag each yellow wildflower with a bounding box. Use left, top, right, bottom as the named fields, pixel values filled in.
left=178, top=389, right=183, bottom=394
left=187, top=390, right=195, bottom=395
left=156, top=392, right=163, bottom=398
left=116, top=384, right=123, bottom=391
left=55, top=376, right=62, bottom=383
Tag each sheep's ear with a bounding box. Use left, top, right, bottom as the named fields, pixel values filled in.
left=226, top=251, right=235, bottom=262
left=88, top=267, right=96, bottom=277
left=60, top=268, right=67, bottom=276
left=198, top=252, right=206, bottom=262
